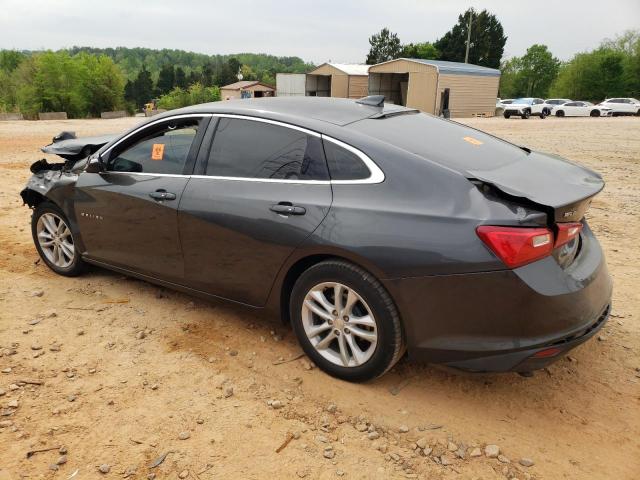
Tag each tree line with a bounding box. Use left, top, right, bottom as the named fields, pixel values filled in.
left=0, top=48, right=313, bottom=117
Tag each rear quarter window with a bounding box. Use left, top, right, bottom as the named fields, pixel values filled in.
left=323, top=140, right=370, bottom=180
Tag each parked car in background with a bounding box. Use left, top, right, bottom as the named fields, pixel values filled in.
left=552, top=101, right=613, bottom=117
left=503, top=98, right=547, bottom=119
left=19, top=96, right=612, bottom=382
left=543, top=99, right=572, bottom=115
left=597, top=98, right=640, bottom=116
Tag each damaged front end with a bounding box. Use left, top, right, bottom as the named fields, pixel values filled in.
left=19, top=131, right=103, bottom=208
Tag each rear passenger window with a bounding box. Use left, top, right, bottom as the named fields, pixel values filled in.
left=206, top=118, right=329, bottom=180
left=323, top=140, right=370, bottom=181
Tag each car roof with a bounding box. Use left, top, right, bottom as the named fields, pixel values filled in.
left=153, top=97, right=415, bottom=128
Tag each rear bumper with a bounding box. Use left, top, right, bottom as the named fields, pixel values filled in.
left=385, top=224, right=613, bottom=373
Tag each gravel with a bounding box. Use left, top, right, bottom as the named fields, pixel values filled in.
left=519, top=457, right=535, bottom=467
left=485, top=444, right=500, bottom=458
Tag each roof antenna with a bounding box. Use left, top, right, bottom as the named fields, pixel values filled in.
left=356, top=95, right=385, bottom=107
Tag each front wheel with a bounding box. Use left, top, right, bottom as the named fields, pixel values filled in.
left=31, top=202, right=86, bottom=276
left=590, top=110, right=600, bottom=117
left=521, top=110, right=530, bottom=119
left=540, top=110, right=547, bottom=119
left=290, top=260, right=405, bottom=382
left=503, top=112, right=511, bottom=119
left=556, top=110, right=565, bottom=117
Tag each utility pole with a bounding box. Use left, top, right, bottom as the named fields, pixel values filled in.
left=464, top=10, right=473, bottom=63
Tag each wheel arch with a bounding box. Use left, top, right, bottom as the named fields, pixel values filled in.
left=20, top=187, right=50, bottom=208
left=268, top=249, right=390, bottom=325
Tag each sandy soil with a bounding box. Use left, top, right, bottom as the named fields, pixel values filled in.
left=0, top=116, right=638, bottom=480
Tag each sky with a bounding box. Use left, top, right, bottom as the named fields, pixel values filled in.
left=1, top=0, right=639, bottom=63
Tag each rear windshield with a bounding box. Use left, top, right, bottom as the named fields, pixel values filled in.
left=347, top=113, right=527, bottom=173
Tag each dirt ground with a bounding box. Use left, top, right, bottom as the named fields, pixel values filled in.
left=0, top=115, right=638, bottom=480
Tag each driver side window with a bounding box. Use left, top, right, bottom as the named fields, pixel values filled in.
left=107, top=118, right=200, bottom=175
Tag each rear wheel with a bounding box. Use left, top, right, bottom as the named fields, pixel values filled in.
left=540, top=110, right=547, bottom=119
left=590, top=110, right=600, bottom=117
left=503, top=112, right=511, bottom=119
left=635, top=109, right=640, bottom=116
left=521, top=110, right=530, bottom=119
left=290, top=260, right=405, bottom=382
left=31, top=202, right=85, bottom=276
left=556, top=110, right=565, bottom=117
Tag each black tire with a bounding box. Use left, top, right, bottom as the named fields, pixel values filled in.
left=521, top=109, right=530, bottom=119
left=31, top=202, right=86, bottom=276
left=503, top=112, right=511, bottom=119
left=590, top=110, right=600, bottom=117
left=556, top=110, right=565, bottom=117
left=290, top=260, right=405, bottom=382
left=635, top=109, right=640, bottom=117
left=540, top=110, right=547, bottom=119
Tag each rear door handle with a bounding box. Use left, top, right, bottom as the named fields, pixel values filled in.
left=270, top=203, right=306, bottom=216
left=149, top=190, right=177, bottom=201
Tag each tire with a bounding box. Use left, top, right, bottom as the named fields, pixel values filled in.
left=521, top=110, right=530, bottom=119
left=635, top=109, right=640, bottom=117
left=503, top=112, right=511, bottom=119
left=290, top=260, right=405, bottom=382
left=31, top=202, right=86, bottom=276
left=540, top=110, right=547, bottom=119
left=590, top=110, right=600, bottom=117
left=556, top=110, right=565, bottom=117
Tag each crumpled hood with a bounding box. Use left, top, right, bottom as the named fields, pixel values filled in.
left=41, top=134, right=118, bottom=157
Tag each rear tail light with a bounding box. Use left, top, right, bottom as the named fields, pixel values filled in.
left=555, top=222, right=583, bottom=248
left=476, top=226, right=554, bottom=268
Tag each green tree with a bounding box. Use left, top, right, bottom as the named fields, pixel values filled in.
left=550, top=48, right=627, bottom=100
left=156, top=82, right=220, bottom=110
left=76, top=53, right=125, bottom=116
left=400, top=42, right=439, bottom=60
left=435, top=8, right=506, bottom=68
left=366, top=28, right=402, bottom=65
left=156, top=64, right=175, bottom=95
left=175, top=66, right=187, bottom=89
left=499, top=45, right=560, bottom=98
left=132, top=66, right=154, bottom=108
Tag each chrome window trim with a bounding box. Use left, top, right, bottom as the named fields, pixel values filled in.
left=321, top=136, right=385, bottom=185
left=98, top=112, right=385, bottom=185
left=101, top=113, right=213, bottom=157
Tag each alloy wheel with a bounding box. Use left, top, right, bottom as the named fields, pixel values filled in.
left=301, top=282, right=378, bottom=367
left=36, top=212, right=75, bottom=268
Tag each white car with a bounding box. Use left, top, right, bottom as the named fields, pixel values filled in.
left=552, top=101, right=613, bottom=117
left=597, top=98, right=640, bottom=116
left=503, top=98, right=547, bottom=119
left=543, top=98, right=572, bottom=115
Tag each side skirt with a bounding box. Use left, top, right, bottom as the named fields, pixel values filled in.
left=82, top=256, right=263, bottom=311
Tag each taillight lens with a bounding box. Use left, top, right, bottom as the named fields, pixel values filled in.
left=555, top=222, right=583, bottom=248
left=477, top=226, right=554, bottom=268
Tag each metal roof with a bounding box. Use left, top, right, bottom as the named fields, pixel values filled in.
left=374, top=58, right=501, bottom=77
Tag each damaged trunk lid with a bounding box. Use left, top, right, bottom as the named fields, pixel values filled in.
left=349, top=113, right=604, bottom=222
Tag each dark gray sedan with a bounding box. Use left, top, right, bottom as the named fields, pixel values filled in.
left=20, top=96, right=612, bottom=381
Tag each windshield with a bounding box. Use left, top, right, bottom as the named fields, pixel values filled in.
left=513, top=98, right=533, bottom=105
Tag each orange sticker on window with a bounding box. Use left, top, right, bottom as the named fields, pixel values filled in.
left=463, top=136, right=483, bottom=146
left=151, top=143, right=165, bottom=160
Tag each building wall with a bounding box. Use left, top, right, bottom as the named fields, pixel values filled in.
left=406, top=71, right=438, bottom=114
left=436, top=74, right=500, bottom=117
left=331, top=75, right=349, bottom=98
left=369, top=59, right=436, bottom=74
left=347, top=75, right=368, bottom=99
left=276, top=73, right=306, bottom=96
left=220, top=88, right=239, bottom=100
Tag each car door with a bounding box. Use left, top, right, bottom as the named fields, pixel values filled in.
left=178, top=116, right=333, bottom=306
left=74, top=114, right=209, bottom=282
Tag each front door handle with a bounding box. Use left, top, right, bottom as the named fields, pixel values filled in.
left=149, top=189, right=177, bottom=201
left=270, top=202, right=306, bottom=216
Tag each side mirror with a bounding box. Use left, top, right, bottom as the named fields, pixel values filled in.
left=85, top=156, right=104, bottom=174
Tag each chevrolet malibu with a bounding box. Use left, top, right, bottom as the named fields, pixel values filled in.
left=20, top=96, right=612, bottom=382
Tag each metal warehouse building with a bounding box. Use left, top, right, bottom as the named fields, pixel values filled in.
left=305, top=63, right=369, bottom=99
left=368, top=59, right=500, bottom=117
